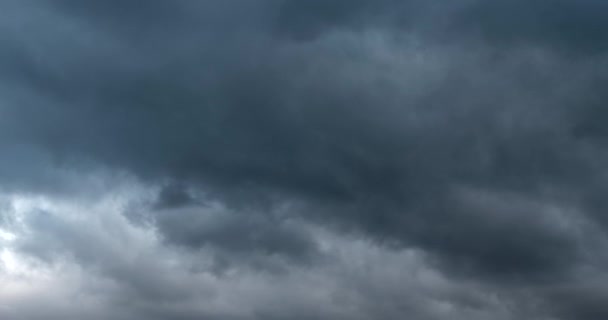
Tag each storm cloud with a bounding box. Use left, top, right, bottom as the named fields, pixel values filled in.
left=2, top=1, right=608, bottom=319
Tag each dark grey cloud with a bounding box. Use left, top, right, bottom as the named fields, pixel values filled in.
left=454, top=0, right=608, bottom=55
left=150, top=203, right=320, bottom=272
left=2, top=0, right=608, bottom=319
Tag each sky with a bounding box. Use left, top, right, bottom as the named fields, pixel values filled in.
left=1, top=1, right=608, bottom=319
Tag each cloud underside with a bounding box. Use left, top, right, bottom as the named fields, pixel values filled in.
left=2, top=1, right=608, bottom=319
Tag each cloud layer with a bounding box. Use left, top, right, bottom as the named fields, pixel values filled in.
left=2, top=1, right=608, bottom=319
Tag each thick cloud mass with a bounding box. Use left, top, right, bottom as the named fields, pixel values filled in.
left=2, top=1, right=608, bottom=319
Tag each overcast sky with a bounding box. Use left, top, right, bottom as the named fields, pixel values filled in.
left=2, top=1, right=608, bottom=319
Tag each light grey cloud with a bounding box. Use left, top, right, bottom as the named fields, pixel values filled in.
left=0, top=188, right=554, bottom=320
